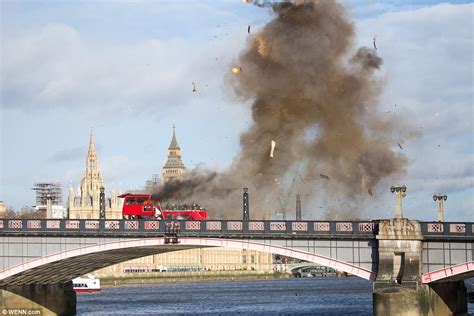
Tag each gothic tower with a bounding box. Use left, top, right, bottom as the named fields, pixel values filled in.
left=162, top=126, right=186, bottom=182
left=68, top=129, right=122, bottom=219
left=80, top=129, right=104, bottom=205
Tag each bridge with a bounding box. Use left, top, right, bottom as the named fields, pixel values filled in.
left=0, top=218, right=473, bottom=315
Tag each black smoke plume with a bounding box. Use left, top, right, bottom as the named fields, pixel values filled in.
left=151, top=0, right=407, bottom=219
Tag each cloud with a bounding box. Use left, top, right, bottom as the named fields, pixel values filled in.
left=2, top=21, right=247, bottom=115
left=48, top=146, right=87, bottom=163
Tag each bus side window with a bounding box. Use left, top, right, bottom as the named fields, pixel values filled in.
left=126, top=198, right=136, bottom=205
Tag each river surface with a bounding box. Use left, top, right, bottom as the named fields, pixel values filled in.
left=77, top=277, right=474, bottom=315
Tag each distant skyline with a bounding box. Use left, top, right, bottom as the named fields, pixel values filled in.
left=1, top=0, right=473, bottom=221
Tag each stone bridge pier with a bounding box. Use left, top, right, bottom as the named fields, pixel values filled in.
left=373, top=218, right=467, bottom=315
left=0, top=282, right=76, bottom=316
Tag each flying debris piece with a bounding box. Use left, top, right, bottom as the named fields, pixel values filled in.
left=397, top=143, right=403, bottom=150
left=242, top=0, right=249, bottom=3
left=192, top=82, right=197, bottom=92
left=231, top=67, right=242, bottom=74
left=368, top=188, right=373, bottom=196
left=319, top=174, right=330, bottom=180
left=373, top=36, right=377, bottom=50
left=270, top=140, right=276, bottom=157
left=385, top=111, right=391, bottom=114
left=248, top=25, right=251, bottom=34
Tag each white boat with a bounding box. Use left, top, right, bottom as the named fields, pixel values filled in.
left=73, top=275, right=101, bottom=293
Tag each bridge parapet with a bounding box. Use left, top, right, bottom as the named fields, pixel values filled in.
left=421, top=222, right=473, bottom=239
left=1, top=219, right=473, bottom=240
left=0, top=219, right=379, bottom=238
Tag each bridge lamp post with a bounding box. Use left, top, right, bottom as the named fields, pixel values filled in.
left=296, top=193, right=302, bottom=221
left=390, top=185, right=406, bottom=219
left=433, top=194, right=447, bottom=222
left=243, top=188, right=249, bottom=221
left=99, top=186, right=106, bottom=219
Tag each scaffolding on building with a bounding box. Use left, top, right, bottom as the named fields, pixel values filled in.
left=32, top=182, right=63, bottom=207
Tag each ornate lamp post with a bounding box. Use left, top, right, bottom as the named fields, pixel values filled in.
left=433, top=194, right=447, bottom=222
left=390, top=185, right=407, bottom=219
left=99, top=186, right=106, bottom=219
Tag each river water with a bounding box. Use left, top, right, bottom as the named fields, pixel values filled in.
left=77, top=277, right=474, bottom=315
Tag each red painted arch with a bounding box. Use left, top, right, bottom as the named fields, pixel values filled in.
left=422, top=261, right=474, bottom=283
left=0, top=237, right=376, bottom=282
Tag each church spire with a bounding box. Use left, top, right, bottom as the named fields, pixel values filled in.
left=80, top=128, right=104, bottom=204
left=88, top=127, right=96, bottom=156
left=86, top=128, right=99, bottom=174
left=169, top=124, right=180, bottom=149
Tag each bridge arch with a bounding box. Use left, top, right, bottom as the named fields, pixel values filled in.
left=0, top=237, right=376, bottom=285
left=421, top=261, right=474, bottom=283
left=287, top=262, right=333, bottom=273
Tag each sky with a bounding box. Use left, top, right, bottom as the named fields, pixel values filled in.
left=1, top=0, right=473, bottom=221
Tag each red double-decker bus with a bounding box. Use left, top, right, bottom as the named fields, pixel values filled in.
left=118, top=193, right=208, bottom=220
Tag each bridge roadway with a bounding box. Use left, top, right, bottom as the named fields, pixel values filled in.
left=0, top=218, right=473, bottom=315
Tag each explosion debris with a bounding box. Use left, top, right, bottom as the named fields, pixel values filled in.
left=270, top=140, right=276, bottom=158
left=231, top=67, right=242, bottom=74
left=151, top=0, right=407, bottom=219
left=192, top=82, right=197, bottom=92
left=373, top=36, right=377, bottom=50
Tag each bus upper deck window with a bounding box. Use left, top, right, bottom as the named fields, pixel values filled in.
left=126, top=198, right=136, bottom=205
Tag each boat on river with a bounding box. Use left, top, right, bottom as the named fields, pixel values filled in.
left=73, top=275, right=101, bottom=293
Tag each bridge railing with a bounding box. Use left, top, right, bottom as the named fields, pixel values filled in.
left=0, top=219, right=378, bottom=237
left=1, top=219, right=472, bottom=238
left=421, top=222, right=474, bottom=238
